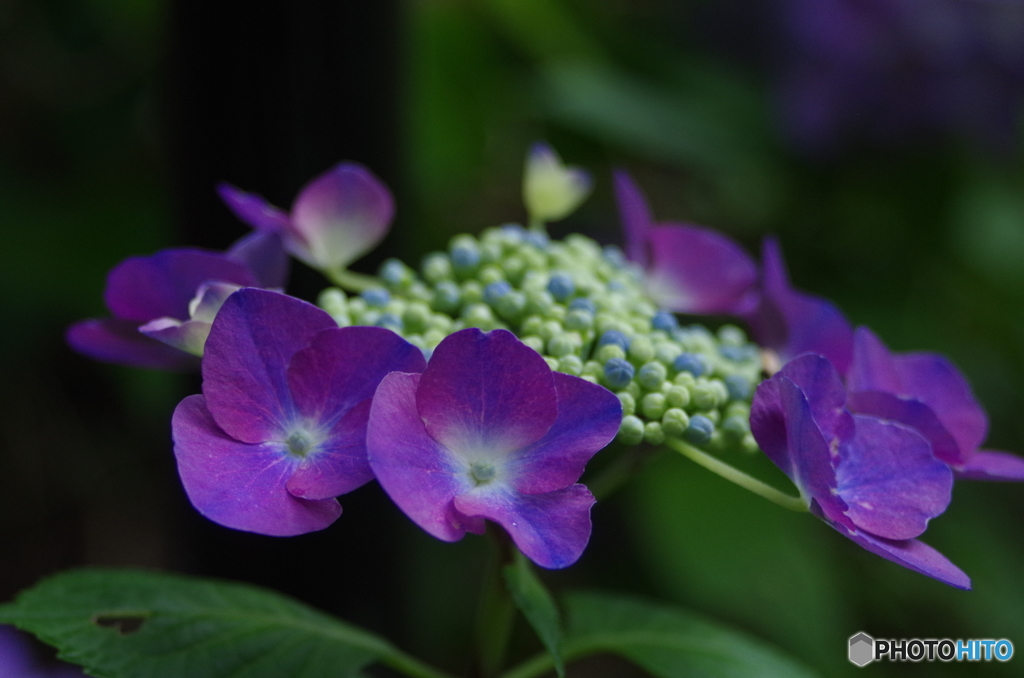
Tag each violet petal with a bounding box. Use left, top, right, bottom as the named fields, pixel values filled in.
left=750, top=376, right=793, bottom=477
left=202, top=289, right=336, bottom=443
left=416, top=329, right=557, bottom=458
left=453, top=484, right=595, bottom=569
left=367, top=372, right=485, bottom=542
left=290, top=162, right=394, bottom=271
left=956, top=450, right=1024, bottom=481
left=138, top=317, right=211, bottom=357
left=612, top=170, right=652, bottom=267
left=508, top=373, right=621, bottom=494
left=0, top=625, right=39, bottom=675
left=644, top=224, right=759, bottom=315
left=836, top=415, right=952, bottom=540
left=227, top=230, right=291, bottom=289
left=172, top=395, right=341, bottom=536
left=104, top=249, right=256, bottom=322
left=218, top=183, right=294, bottom=234
left=777, top=353, right=854, bottom=443
left=846, top=390, right=964, bottom=466
left=285, top=399, right=375, bottom=500
left=66, top=318, right=199, bottom=371
left=847, top=326, right=902, bottom=393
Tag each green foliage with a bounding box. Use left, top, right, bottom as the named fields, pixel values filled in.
left=503, top=551, right=564, bottom=677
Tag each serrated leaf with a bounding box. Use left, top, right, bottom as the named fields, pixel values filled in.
left=0, top=568, right=398, bottom=678
left=503, top=551, right=564, bottom=677
left=561, top=591, right=818, bottom=678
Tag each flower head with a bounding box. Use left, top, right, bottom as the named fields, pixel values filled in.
left=219, top=162, right=394, bottom=274
left=742, top=237, right=854, bottom=374
left=366, top=328, right=621, bottom=568
left=847, top=326, right=1024, bottom=481
left=523, top=143, right=593, bottom=225
left=751, top=353, right=968, bottom=588
left=66, top=233, right=287, bottom=370
left=613, top=171, right=758, bottom=315
left=172, top=288, right=426, bottom=536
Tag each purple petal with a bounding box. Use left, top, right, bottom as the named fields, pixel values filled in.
left=66, top=318, right=199, bottom=371
left=290, top=162, right=394, bottom=270
left=453, top=484, right=595, bottom=569
left=286, top=399, right=374, bottom=500
left=104, top=249, right=256, bottom=323
left=750, top=377, right=791, bottom=476
left=777, top=353, right=854, bottom=443
left=508, top=373, right=621, bottom=494
left=644, top=224, right=759, bottom=315
left=202, top=289, right=336, bottom=443
left=846, top=390, right=964, bottom=466
left=613, top=171, right=653, bottom=267
left=819, top=512, right=971, bottom=590
left=0, top=626, right=36, bottom=676
left=367, top=372, right=485, bottom=542
left=846, top=326, right=902, bottom=393
left=218, top=183, right=294, bottom=235
left=227, top=230, right=291, bottom=289
left=172, top=395, right=341, bottom=536
left=138, top=317, right=211, bottom=356
left=836, top=415, right=952, bottom=540
left=744, top=238, right=853, bottom=372
left=956, top=450, right=1024, bottom=481
left=416, top=329, right=557, bottom=458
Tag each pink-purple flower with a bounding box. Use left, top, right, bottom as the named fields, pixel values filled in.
left=66, top=232, right=287, bottom=370
left=219, top=162, right=394, bottom=275
left=613, top=171, right=758, bottom=315
left=751, top=353, right=968, bottom=588
left=172, top=288, right=425, bottom=536
left=847, top=326, right=1024, bottom=481
left=366, top=328, right=622, bottom=568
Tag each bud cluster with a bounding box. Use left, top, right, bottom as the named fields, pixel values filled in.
left=317, top=224, right=763, bottom=453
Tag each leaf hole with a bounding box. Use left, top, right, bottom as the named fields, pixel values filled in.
left=92, top=613, right=148, bottom=635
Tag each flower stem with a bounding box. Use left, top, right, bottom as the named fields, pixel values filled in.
left=326, top=267, right=380, bottom=292
left=665, top=438, right=807, bottom=512
left=477, top=527, right=517, bottom=678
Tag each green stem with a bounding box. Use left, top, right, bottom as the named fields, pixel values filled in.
left=382, top=649, right=461, bottom=678
left=477, top=527, right=517, bottom=678
left=665, top=438, right=808, bottom=513
left=325, top=267, right=380, bottom=292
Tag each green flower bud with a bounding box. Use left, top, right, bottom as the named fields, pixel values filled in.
left=479, top=241, right=502, bottom=265
left=426, top=313, right=454, bottom=334
left=524, top=289, right=555, bottom=316
left=643, top=421, right=666, bottom=446
left=582, top=360, right=604, bottom=380
left=617, top=392, right=636, bottom=417
left=379, top=258, right=414, bottom=289
left=741, top=433, right=760, bottom=454
left=422, top=252, right=454, bottom=283
left=545, top=303, right=567, bottom=322
left=617, top=416, right=645, bottom=446
left=661, top=408, right=690, bottom=437
left=689, top=380, right=720, bottom=411
left=520, top=315, right=544, bottom=336
left=718, top=324, right=747, bottom=347
left=407, top=281, right=434, bottom=303
left=547, top=331, right=582, bottom=358
left=726, top=401, right=751, bottom=420
left=673, top=371, right=697, bottom=389
left=347, top=297, right=368, bottom=319
left=523, top=145, right=592, bottom=223
left=431, top=281, right=461, bottom=313
left=721, top=414, right=749, bottom=442
left=461, top=303, right=496, bottom=329
left=461, top=280, right=484, bottom=305
left=544, top=357, right=560, bottom=371
left=628, top=335, right=656, bottom=365
left=521, top=335, right=545, bottom=353
left=641, top=392, right=667, bottom=420
left=595, top=343, right=626, bottom=364
left=557, top=354, right=584, bottom=376
left=401, top=302, right=432, bottom=334
left=539, top=320, right=563, bottom=341
left=637, top=361, right=667, bottom=391
left=479, top=265, right=505, bottom=286
left=564, top=308, right=594, bottom=332
left=501, top=255, right=526, bottom=285
left=423, top=328, right=447, bottom=347
left=317, top=288, right=351, bottom=326
left=494, top=290, right=527, bottom=321
left=665, top=385, right=691, bottom=409
left=623, top=381, right=641, bottom=398
left=655, top=341, right=683, bottom=366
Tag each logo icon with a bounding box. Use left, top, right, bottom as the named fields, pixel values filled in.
left=849, top=632, right=875, bottom=667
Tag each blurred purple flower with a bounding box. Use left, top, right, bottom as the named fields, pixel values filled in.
left=172, top=288, right=425, bottom=536
left=613, top=171, right=758, bottom=315
left=367, top=328, right=621, bottom=568
left=219, top=162, right=394, bottom=274
left=751, top=353, right=969, bottom=588
left=0, top=625, right=84, bottom=678
left=66, top=232, right=287, bottom=370
left=777, top=0, right=1024, bottom=153
left=847, top=326, right=1024, bottom=481
left=742, top=237, right=854, bottom=374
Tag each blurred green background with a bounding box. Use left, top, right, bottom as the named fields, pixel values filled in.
left=2, top=1, right=1023, bottom=676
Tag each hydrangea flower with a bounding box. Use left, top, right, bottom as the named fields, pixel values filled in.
left=847, top=326, right=1024, bottom=481
left=751, top=353, right=969, bottom=589
left=66, top=232, right=287, bottom=370
left=741, top=237, right=854, bottom=374
left=0, top=625, right=84, bottom=678
left=613, top=170, right=758, bottom=315
left=523, top=143, right=593, bottom=226
left=219, top=162, right=394, bottom=275
left=172, top=288, right=426, bottom=536
left=366, top=328, right=622, bottom=568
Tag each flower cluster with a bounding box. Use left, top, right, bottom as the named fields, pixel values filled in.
left=67, top=144, right=1022, bottom=583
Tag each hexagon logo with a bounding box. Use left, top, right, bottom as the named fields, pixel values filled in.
left=849, top=632, right=875, bottom=667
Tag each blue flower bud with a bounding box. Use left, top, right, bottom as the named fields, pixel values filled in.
left=361, top=287, right=391, bottom=308
left=379, top=259, right=412, bottom=289
left=500, top=223, right=526, bottom=244
left=450, top=242, right=481, bottom=272
left=651, top=311, right=678, bottom=332
left=719, top=345, right=756, bottom=362
left=602, top=245, right=626, bottom=268
left=603, top=357, right=635, bottom=389
left=375, top=313, right=404, bottom=332
left=568, top=297, right=597, bottom=315
left=724, top=374, right=752, bottom=401
left=523, top=230, right=549, bottom=249
left=607, top=279, right=627, bottom=292
left=673, top=352, right=709, bottom=377
left=598, top=329, right=631, bottom=352
left=547, top=273, right=575, bottom=301
left=483, top=280, right=512, bottom=305
left=684, top=414, right=715, bottom=445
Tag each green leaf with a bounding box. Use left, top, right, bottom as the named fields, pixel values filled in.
left=0, top=568, right=443, bottom=678
left=561, top=591, right=819, bottom=678
left=503, top=551, right=565, bottom=677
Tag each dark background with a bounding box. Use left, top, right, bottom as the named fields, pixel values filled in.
left=2, top=1, right=1023, bottom=676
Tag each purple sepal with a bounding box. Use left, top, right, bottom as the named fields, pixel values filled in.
left=956, top=450, right=1024, bottom=481
left=66, top=318, right=199, bottom=371
left=368, top=372, right=486, bottom=542
left=0, top=625, right=38, bottom=676
left=173, top=395, right=341, bottom=536
left=814, top=504, right=971, bottom=590
left=454, top=484, right=596, bottom=569
left=613, top=171, right=653, bottom=266
left=286, top=399, right=374, bottom=500
left=743, top=238, right=853, bottom=373
left=227, top=230, right=291, bottom=289
left=201, top=289, right=336, bottom=443
left=138, top=317, right=211, bottom=357
left=846, top=390, right=963, bottom=466
left=218, top=183, right=294, bottom=236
